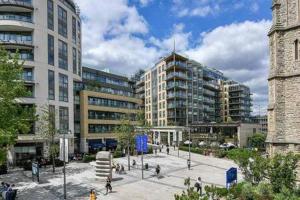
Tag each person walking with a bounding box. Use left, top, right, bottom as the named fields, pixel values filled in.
left=115, top=164, right=120, bottom=174
left=105, top=177, right=112, bottom=195
left=155, top=165, right=160, bottom=178
left=132, top=160, right=136, bottom=168
left=89, top=189, right=96, bottom=200
left=195, top=177, right=202, bottom=196
left=166, top=147, right=170, bottom=155
left=187, top=159, right=191, bottom=170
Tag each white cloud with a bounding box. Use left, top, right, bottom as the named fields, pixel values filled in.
left=139, top=0, right=152, bottom=7
left=186, top=20, right=271, bottom=114
left=173, top=0, right=220, bottom=17
left=75, top=0, right=270, bottom=114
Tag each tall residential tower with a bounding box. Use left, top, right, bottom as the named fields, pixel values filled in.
left=1, top=0, right=82, bottom=164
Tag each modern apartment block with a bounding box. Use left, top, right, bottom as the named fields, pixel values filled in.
left=250, top=115, right=268, bottom=134
left=141, top=52, right=250, bottom=127
left=221, top=80, right=252, bottom=122
left=1, top=0, right=82, bottom=164
left=74, top=67, right=142, bottom=153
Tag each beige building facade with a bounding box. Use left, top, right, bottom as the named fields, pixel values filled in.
left=267, top=0, right=300, bottom=155
left=1, top=0, right=82, bottom=164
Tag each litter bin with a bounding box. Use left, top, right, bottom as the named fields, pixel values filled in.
left=145, top=163, right=148, bottom=170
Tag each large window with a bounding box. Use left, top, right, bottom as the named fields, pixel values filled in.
left=49, top=105, right=55, bottom=129
left=88, top=110, right=136, bottom=121
left=72, top=48, right=77, bottom=74
left=78, top=50, right=81, bottom=76
left=58, top=40, right=68, bottom=70
left=58, top=5, right=67, bottom=38
left=88, top=124, right=117, bottom=134
left=59, top=106, right=69, bottom=131
left=48, top=34, right=54, bottom=65
left=23, top=68, right=33, bottom=82
left=47, top=0, right=54, bottom=30
left=59, top=73, right=68, bottom=102
left=48, top=70, right=55, bottom=100
left=88, top=97, right=137, bottom=109
left=72, top=16, right=76, bottom=44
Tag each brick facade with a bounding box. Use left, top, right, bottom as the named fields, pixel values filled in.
left=267, top=0, right=300, bottom=156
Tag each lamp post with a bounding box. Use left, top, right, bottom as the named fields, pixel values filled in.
left=62, top=129, right=71, bottom=200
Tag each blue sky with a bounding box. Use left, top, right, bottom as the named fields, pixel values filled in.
left=75, top=0, right=273, bottom=115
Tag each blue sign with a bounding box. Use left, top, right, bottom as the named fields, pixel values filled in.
left=226, top=167, right=237, bottom=188
left=136, top=134, right=148, bottom=153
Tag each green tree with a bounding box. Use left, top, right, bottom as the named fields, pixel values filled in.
left=37, top=105, right=59, bottom=173
left=174, top=178, right=200, bottom=200
left=0, top=48, right=35, bottom=165
left=248, top=133, right=266, bottom=150
left=268, top=153, right=299, bottom=193
left=114, top=116, right=135, bottom=170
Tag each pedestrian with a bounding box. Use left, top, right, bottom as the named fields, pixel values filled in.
left=132, top=160, right=136, bottom=168
left=194, top=177, right=202, bottom=196
left=155, top=148, right=157, bottom=155
left=120, top=165, right=125, bottom=174
left=167, top=147, right=169, bottom=155
left=173, top=144, right=175, bottom=150
left=187, top=159, right=191, bottom=170
left=115, top=164, right=120, bottom=174
left=89, top=189, right=96, bottom=200
left=155, top=165, right=160, bottom=178
left=105, top=177, right=112, bottom=195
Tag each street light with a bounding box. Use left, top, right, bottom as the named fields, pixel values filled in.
left=61, top=129, right=71, bottom=200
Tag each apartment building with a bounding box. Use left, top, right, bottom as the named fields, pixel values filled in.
left=74, top=67, right=142, bottom=153
left=221, top=80, right=252, bottom=122
left=139, top=52, right=253, bottom=145
left=2, top=0, right=82, bottom=165
left=250, top=115, right=268, bottom=134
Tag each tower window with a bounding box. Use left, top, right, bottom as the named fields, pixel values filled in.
left=295, top=39, right=299, bottom=60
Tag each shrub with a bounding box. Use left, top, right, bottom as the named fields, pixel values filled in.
left=215, top=149, right=227, bottom=158
left=83, top=154, right=96, bottom=163
left=113, top=150, right=123, bottom=158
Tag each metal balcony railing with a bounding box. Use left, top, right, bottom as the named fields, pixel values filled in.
left=0, top=39, right=33, bottom=47
left=0, top=14, right=32, bottom=23
left=0, top=0, right=33, bottom=8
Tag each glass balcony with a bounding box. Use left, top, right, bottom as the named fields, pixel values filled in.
left=0, top=0, right=33, bottom=10
left=0, top=13, right=32, bottom=23
left=167, top=82, right=187, bottom=90
left=166, top=61, right=187, bottom=70
left=166, top=72, right=188, bottom=80
left=167, top=92, right=187, bottom=99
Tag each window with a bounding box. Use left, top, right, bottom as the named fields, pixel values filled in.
left=58, top=40, right=68, bottom=70
left=295, top=39, right=299, bottom=60
left=49, top=105, right=55, bottom=129
left=72, top=48, right=77, bottom=74
left=48, top=70, right=55, bottom=100
left=23, top=68, right=33, bottom=81
left=59, top=106, right=69, bottom=131
left=78, top=50, right=81, bottom=76
left=59, top=73, right=68, bottom=102
left=47, top=0, right=54, bottom=30
left=48, top=34, right=54, bottom=65
left=72, top=16, right=76, bottom=44
left=58, top=5, right=67, bottom=38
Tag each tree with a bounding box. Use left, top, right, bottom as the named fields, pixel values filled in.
left=0, top=48, right=35, bottom=165
left=37, top=105, right=59, bottom=173
left=248, top=133, right=266, bottom=150
left=268, top=153, right=299, bottom=193
left=114, top=116, right=135, bottom=171
left=174, top=178, right=200, bottom=200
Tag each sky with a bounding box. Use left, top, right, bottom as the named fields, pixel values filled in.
left=74, top=0, right=272, bottom=115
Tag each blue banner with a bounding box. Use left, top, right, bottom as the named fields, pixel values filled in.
left=226, top=167, right=237, bottom=188
left=136, top=134, right=148, bottom=153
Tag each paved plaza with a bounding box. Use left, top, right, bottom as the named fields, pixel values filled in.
left=0, top=148, right=241, bottom=200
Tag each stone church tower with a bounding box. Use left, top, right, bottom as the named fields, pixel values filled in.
left=267, top=0, right=300, bottom=155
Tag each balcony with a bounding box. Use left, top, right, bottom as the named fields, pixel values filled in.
left=136, top=79, right=144, bottom=86
left=136, top=86, right=145, bottom=93
left=167, top=103, right=187, bottom=109
left=167, top=92, right=187, bottom=99
left=166, top=72, right=188, bottom=80
left=0, top=39, right=33, bottom=49
left=166, top=61, right=187, bottom=71
left=0, top=0, right=33, bottom=12
left=203, top=82, right=219, bottom=91
left=166, top=83, right=187, bottom=90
